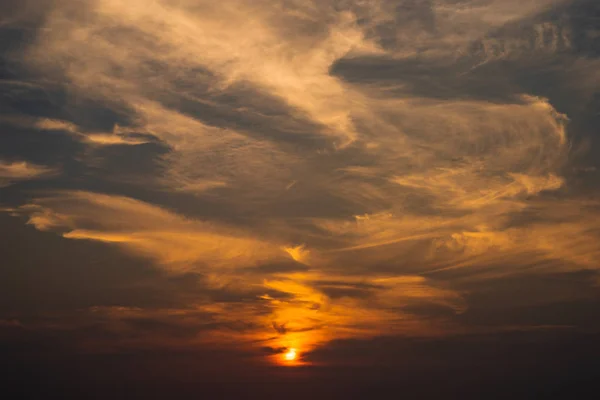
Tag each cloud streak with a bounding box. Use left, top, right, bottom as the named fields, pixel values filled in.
left=0, top=160, right=57, bottom=187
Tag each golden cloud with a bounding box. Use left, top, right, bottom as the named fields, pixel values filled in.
left=0, top=160, right=57, bottom=187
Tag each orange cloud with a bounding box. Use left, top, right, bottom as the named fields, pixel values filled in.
left=0, top=160, right=57, bottom=187
left=20, top=191, right=287, bottom=271
left=13, top=190, right=472, bottom=362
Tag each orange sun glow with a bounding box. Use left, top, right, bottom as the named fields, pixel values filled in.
left=284, top=348, right=297, bottom=361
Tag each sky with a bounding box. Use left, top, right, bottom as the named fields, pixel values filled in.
left=1, top=0, right=599, bottom=398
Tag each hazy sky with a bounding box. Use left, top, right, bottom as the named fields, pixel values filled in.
left=1, top=0, right=599, bottom=398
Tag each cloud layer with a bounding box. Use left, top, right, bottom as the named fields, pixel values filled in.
left=1, top=0, right=599, bottom=366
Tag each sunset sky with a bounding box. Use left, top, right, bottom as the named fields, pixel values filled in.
left=1, top=0, right=599, bottom=398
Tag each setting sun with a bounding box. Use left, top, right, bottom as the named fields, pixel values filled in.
left=284, top=348, right=297, bottom=361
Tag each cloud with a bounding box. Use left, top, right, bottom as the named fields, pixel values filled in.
left=253, top=272, right=466, bottom=357
left=18, top=0, right=576, bottom=212
left=18, top=191, right=287, bottom=271
left=0, top=115, right=150, bottom=147
left=28, top=0, right=381, bottom=147
left=13, top=190, right=469, bottom=357
left=0, top=160, right=57, bottom=187
left=2, top=0, right=600, bottom=365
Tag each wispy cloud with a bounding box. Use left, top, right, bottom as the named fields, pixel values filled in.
left=0, top=160, right=57, bottom=187
left=2, top=0, right=599, bottom=365
left=12, top=190, right=469, bottom=359
left=5, top=116, right=150, bottom=146
left=19, top=191, right=285, bottom=270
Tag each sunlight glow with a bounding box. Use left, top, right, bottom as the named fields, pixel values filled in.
left=284, top=348, right=297, bottom=361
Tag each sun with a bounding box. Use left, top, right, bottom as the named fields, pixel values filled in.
left=283, top=348, right=297, bottom=361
